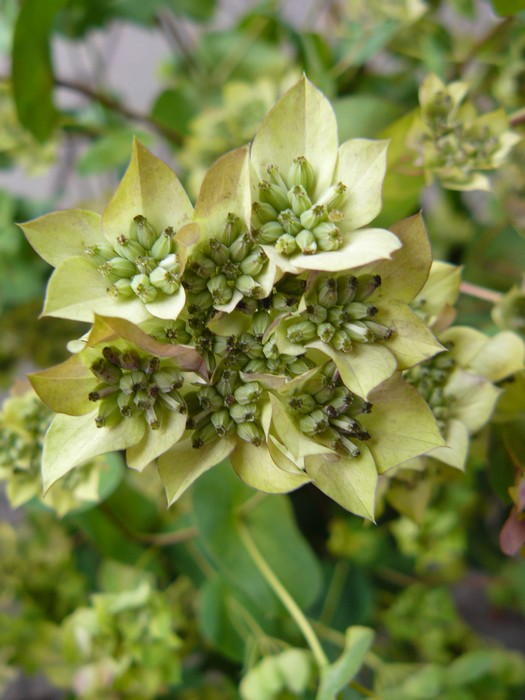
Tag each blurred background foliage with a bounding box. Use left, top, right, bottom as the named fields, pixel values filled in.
left=0, top=0, right=525, bottom=698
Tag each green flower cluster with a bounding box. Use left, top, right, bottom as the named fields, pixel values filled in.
left=409, top=74, right=519, bottom=191
left=25, top=78, right=478, bottom=518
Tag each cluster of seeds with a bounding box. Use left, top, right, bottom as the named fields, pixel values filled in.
left=85, top=215, right=181, bottom=304
left=424, top=91, right=500, bottom=176
left=186, top=370, right=266, bottom=448
left=286, top=273, right=393, bottom=353
left=287, top=362, right=372, bottom=458
left=89, top=346, right=186, bottom=430
left=0, top=395, right=51, bottom=478
left=252, top=157, right=347, bottom=256
left=406, top=347, right=455, bottom=430
left=184, top=213, right=269, bottom=308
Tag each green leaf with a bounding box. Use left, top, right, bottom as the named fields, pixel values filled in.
left=192, top=461, right=322, bottom=616
left=29, top=355, right=97, bottom=416
left=151, top=88, right=197, bottom=136
left=77, top=129, right=151, bottom=176
left=317, top=626, right=374, bottom=700
left=12, top=0, right=67, bottom=142
left=231, top=440, right=311, bottom=494
left=491, top=0, right=525, bottom=16
left=334, top=96, right=403, bottom=141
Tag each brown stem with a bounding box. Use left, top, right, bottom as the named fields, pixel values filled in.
left=54, top=77, right=183, bottom=145
left=460, top=281, right=503, bottom=304
left=510, top=108, right=525, bottom=128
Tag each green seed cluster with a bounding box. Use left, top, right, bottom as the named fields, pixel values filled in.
left=424, top=91, right=500, bottom=175
left=286, top=273, right=393, bottom=353
left=252, top=157, right=346, bottom=256
left=85, top=215, right=181, bottom=304
left=184, top=213, right=269, bottom=309
left=406, top=347, right=456, bottom=430
left=288, top=362, right=372, bottom=458
left=0, top=395, right=51, bottom=476
left=186, top=370, right=266, bottom=448
left=89, top=346, right=186, bottom=430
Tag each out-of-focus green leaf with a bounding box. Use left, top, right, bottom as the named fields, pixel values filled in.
left=491, top=0, right=525, bottom=16
left=192, top=461, right=322, bottom=616
left=317, top=626, right=374, bottom=700
left=151, top=88, right=198, bottom=136
left=76, top=129, right=151, bottom=176
left=334, top=96, right=403, bottom=141
left=112, top=0, right=216, bottom=24
left=11, top=0, right=67, bottom=142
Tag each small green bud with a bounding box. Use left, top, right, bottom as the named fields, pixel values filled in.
left=222, top=213, right=244, bottom=246
left=237, top=421, right=265, bottom=446
left=300, top=204, right=327, bottom=230
left=229, top=402, right=257, bottom=424
left=198, top=386, right=224, bottom=411
left=85, top=243, right=115, bottom=265
left=288, top=393, right=317, bottom=414
left=117, top=392, right=135, bottom=417
left=208, top=238, right=230, bottom=265
left=252, top=201, right=278, bottom=226
left=313, top=380, right=336, bottom=405
left=119, top=370, right=144, bottom=395
left=102, top=346, right=122, bottom=366
left=216, top=369, right=238, bottom=397
left=356, top=274, right=381, bottom=301
left=90, top=359, right=121, bottom=384
left=296, top=229, right=317, bottom=255
left=159, top=391, right=185, bottom=413
left=288, top=185, right=312, bottom=217
left=343, top=322, right=372, bottom=342
left=364, top=320, right=393, bottom=341
left=142, top=356, right=160, bottom=375
left=324, top=387, right=353, bottom=417
left=149, top=267, right=180, bottom=295
left=131, top=215, right=158, bottom=249
left=191, top=253, right=216, bottom=278
left=229, top=232, right=253, bottom=263
left=120, top=350, right=142, bottom=370
left=114, top=237, right=147, bottom=262
left=317, top=182, right=347, bottom=210
left=240, top=248, right=268, bottom=276
left=275, top=234, right=298, bottom=256
left=95, top=395, right=121, bottom=428
left=344, top=302, right=377, bottom=320
left=244, top=358, right=267, bottom=373
left=337, top=276, right=358, bottom=304
left=88, top=384, right=120, bottom=402
left=256, top=221, right=285, bottom=244
left=278, top=210, right=302, bottom=236
left=317, top=322, right=336, bottom=343
left=313, top=222, right=342, bottom=251
left=253, top=310, right=271, bottom=338
left=262, top=336, right=279, bottom=360
left=99, top=256, right=137, bottom=281
left=135, top=256, right=157, bottom=275
left=299, top=409, right=329, bottom=436
left=339, top=435, right=361, bottom=458
left=287, top=357, right=314, bottom=375
left=327, top=307, right=344, bottom=325
left=111, top=278, right=135, bottom=298
left=192, top=420, right=218, bottom=448
left=184, top=271, right=208, bottom=294
left=234, top=381, right=262, bottom=405
left=131, top=274, right=157, bottom=303
left=287, top=320, right=317, bottom=344
left=317, top=277, right=338, bottom=308
left=160, top=253, right=181, bottom=273
left=332, top=330, right=352, bottom=353
left=306, top=304, right=328, bottom=324
left=266, top=164, right=287, bottom=190
left=258, top=180, right=289, bottom=211
left=287, top=156, right=315, bottom=194
left=235, top=274, right=264, bottom=299
left=211, top=409, right=234, bottom=437
left=153, top=368, right=184, bottom=392
left=150, top=231, right=173, bottom=260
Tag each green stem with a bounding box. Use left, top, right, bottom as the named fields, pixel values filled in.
left=237, top=517, right=329, bottom=669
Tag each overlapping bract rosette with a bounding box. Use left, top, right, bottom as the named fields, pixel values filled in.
left=24, top=77, right=450, bottom=519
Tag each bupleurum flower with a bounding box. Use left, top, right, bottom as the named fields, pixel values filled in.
left=21, top=140, right=193, bottom=323
left=249, top=76, right=402, bottom=273
left=30, top=315, right=204, bottom=492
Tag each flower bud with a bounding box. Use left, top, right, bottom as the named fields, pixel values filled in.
left=230, top=402, right=257, bottom=424
left=95, top=395, right=121, bottom=428
left=344, top=302, right=377, bottom=320
left=262, top=336, right=279, bottom=360
left=192, top=420, right=218, bottom=448
left=256, top=221, right=285, bottom=244
left=278, top=210, right=302, bottom=236
left=153, top=368, right=184, bottom=392
left=287, top=156, right=315, bottom=194
left=131, top=274, right=157, bottom=303
left=237, top=421, right=264, bottom=446
left=300, top=204, right=327, bottom=230
left=121, top=350, right=142, bottom=371
left=275, top=234, right=298, bottom=256
left=234, top=381, right=262, bottom=405
left=313, top=222, right=342, bottom=251
left=237, top=297, right=259, bottom=315
left=288, top=185, right=312, bottom=217
left=252, top=201, right=278, bottom=226
left=317, top=322, right=336, bottom=343
left=208, top=238, right=229, bottom=266
left=317, top=182, right=347, bottom=210
left=160, top=253, right=181, bottom=273
left=117, top=392, right=135, bottom=417
left=235, top=275, right=264, bottom=299
left=240, top=248, right=268, bottom=277
left=364, top=320, right=393, bottom=341
left=149, top=267, right=180, bottom=295
left=287, top=357, right=314, bottom=375
left=339, top=435, right=361, bottom=458
left=102, top=346, right=122, bottom=366
left=258, top=180, right=289, bottom=211
left=296, top=229, right=317, bottom=255
left=191, top=253, right=216, bottom=278
left=328, top=209, right=344, bottom=223
left=135, top=256, right=157, bottom=275
left=222, top=213, right=244, bottom=246
left=198, top=386, right=224, bottom=411
left=313, top=380, right=336, bottom=405
left=337, top=275, right=358, bottom=305
left=131, top=215, right=158, bottom=249
left=306, top=304, right=328, bottom=324
left=317, top=277, right=338, bottom=308
left=114, top=237, right=147, bottom=262
left=111, top=278, right=135, bottom=298
left=159, top=391, right=185, bottom=413
left=299, top=409, right=329, bottom=436
left=90, top=359, right=121, bottom=384
left=244, top=358, right=267, bottom=373
left=266, top=164, right=287, bottom=190
left=229, top=232, right=253, bottom=262
left=287, top=320, right=317, bottom=344
left=184, top=271, right=208, bottom=294
left=288, top=393, right=317, bottom=414
left=98, top=257, right=137, bottom=282
left=150, top=231, right=173, bottom=260
left=85, top=243, right=115, bottom=265
left=343, top=322, right=372, bottom=342
left=356, top=274, right=381, bottom=301
left=211, top=409, right=234, bottom=437
left=332, top=330, right=352, bottom=353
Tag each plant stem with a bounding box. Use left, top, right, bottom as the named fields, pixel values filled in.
left=460, top=281, right=503, bottom=304
left=509, top=107, right=525, bottom=128
left=237, top=518, right=329, bottom=669
left=136, top=526, right=198, bottom=546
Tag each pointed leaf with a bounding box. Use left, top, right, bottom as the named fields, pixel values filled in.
left=334, top=139, right=388, bottom=230
left=231, top=441, right=310, bottom=493
left=43, top=412, right=145, bottom=490
left=305, top=446, right=377, bottom=519
left=126, top=409, right=187, bottom=471
left=269, top=394, right=336, bottom=460
left=361, top=374, right=445, bottom=472
left=158, top=439, right=235, bottom=505
left=251, top=76, right=339, bottom=200
left=102, top=139, right=193, bottom=243
left=427, top=417, right=469, bottom=470
left=29, top=356, right=96, bottom=416
left=446, top=370, right=500, bottom=433
left=20, top=210, right=103, bottom=267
